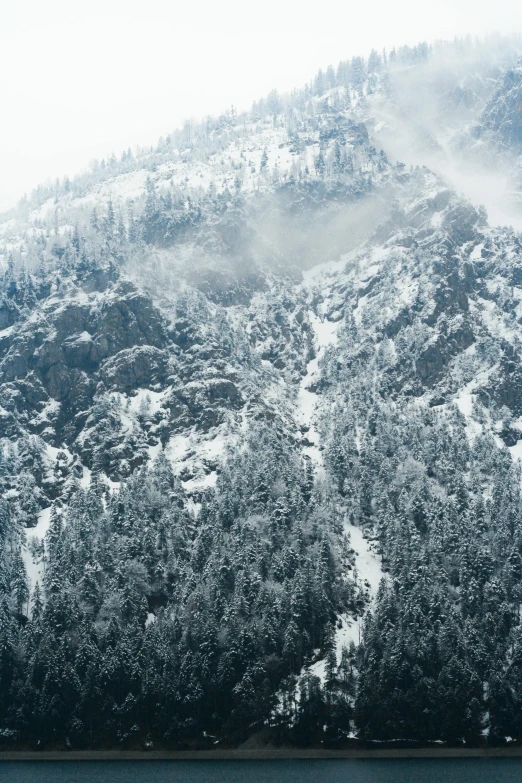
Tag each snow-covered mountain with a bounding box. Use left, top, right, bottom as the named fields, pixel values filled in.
left=3, top=36, right=522, bottom=749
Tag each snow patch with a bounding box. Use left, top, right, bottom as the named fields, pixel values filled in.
left=128, top=388, right=168, bottom=415
left=509, top=440, right=522, bottom=463
left=23, top=507, right=52, bottom=599
left=470, top=243, right=484, bottom=260
left=80, top=465, right=92, bottom=489
left=295, top=312, right=340, bottom=474
left=332, top=523, right=384, bottom=662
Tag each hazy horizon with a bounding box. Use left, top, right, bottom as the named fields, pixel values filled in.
left=0, top=0, right=521, bottom=212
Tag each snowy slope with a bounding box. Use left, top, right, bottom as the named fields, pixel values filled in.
left=3, top=34, right=522, bottom=691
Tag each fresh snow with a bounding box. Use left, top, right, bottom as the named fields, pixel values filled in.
left=451, top=363, right=498, bottom=444
left=294, top=282, right=384, bottom=679
left=105, top=475, right=121, bottom=494
left=22, top=507, right=52, bottom=600
left=80, top=465, right=92, bottom=488
left=147, top=442, right=162, bottom=462
left=470, top=243, right=484, bottom=260
left=301, top=522, right=385, bottom=686
left=310, top=311, right=339, bottom=349
left=347, top=523, right=384, bottom=597
left=182, top=472, right=218, bottom=492
left=295, top=311, right=339, bottom=472
left=333, top=523, right=384, bottom=661
left=302, top=257, right=347, bottom=284
left=480, top=297, right=520, bottom=343
left=165, top=433, right=192, bottom=463
left=128, top=388, right=168, bottom=415
left=162, top=426, right=231, bottom=495
left=509, top=441, right=522, bottom=463
left=455, top=389, right=473, bottom=418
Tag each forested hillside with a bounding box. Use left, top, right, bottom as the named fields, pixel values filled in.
left=2, top=36, right=522, bottom=749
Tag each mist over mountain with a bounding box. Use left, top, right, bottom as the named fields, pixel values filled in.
left=3, top=35, right=522, bottom=749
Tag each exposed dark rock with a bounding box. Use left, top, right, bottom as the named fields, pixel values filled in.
left=100, top=347, right=169, bottom=393
left=485, top=349, right=522, bottom=417
left=188, top=267, right=266, bottom=306
left=478, top=66, right=522, bottom=153
left=441, top=203, right=483, bottom=244
left=166, top=378, right=243, bottom=431
left=0, top=299, right=19, bottom=330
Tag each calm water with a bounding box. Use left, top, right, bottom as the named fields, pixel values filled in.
left=0, top=760, right=521, bottom=783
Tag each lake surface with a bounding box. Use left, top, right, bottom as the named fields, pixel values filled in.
left=1, top=759, right=522, bottom=783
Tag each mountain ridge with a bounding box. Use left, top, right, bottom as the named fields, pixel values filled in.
left=3, top=35, right=522, bottom=749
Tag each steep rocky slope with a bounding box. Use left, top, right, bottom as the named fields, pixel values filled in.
left=3, top=38, right=522, bottom=747
left=477, top=64, right=522, bottom=155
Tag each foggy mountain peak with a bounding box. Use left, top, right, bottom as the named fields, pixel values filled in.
left=3, top=35, right=522, bottom=749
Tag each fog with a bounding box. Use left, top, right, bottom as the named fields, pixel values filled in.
left=2, top=32, right=522, bottom=286
left=372, top=37, right=522, bottom=231
left=376, top=120, right=522, bottom=232
left=1, top=0, right=522, bottom=211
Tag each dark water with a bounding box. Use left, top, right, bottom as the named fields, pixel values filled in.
left=1, top=759, right=522, bottom=783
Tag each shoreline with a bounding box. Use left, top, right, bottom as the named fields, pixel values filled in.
left=2, top=747, right=522, bottom=761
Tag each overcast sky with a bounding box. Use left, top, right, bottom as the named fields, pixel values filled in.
left=0, top=0, right=519, bottom=212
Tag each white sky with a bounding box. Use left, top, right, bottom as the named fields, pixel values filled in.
left=0, top=0, right=519, bottom=212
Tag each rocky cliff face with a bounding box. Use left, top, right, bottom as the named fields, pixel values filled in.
left=3, top=39, right=522, bottom=747
left=1, top=43, right=522, bottom=510
left=3, top=149, right=522, bottom=506
left=477, top=64, right=522, bottom=154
